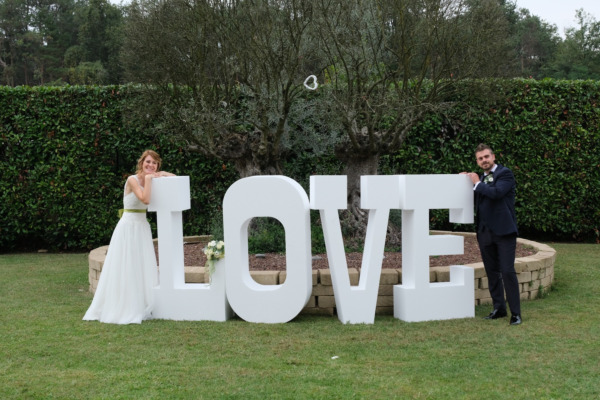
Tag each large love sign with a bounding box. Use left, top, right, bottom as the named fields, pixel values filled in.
left=149, top=174, right=474, bottom=324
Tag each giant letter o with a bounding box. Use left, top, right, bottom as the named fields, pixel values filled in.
left=223, top=176, right=312, bottom=323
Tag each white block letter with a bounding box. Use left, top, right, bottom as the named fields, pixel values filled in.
left=310, top=175, right=397, bottom=324
left=149, top=176, right=232, bottom=321
left=394, top=174, right=475, bottom=322
left=224, top=176, right=312, bottom=323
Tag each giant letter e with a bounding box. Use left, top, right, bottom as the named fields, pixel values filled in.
left=394, top=175, right=475, bottom=322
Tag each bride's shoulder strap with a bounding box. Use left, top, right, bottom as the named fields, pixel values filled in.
left=124, top=175, right=138, bottom=193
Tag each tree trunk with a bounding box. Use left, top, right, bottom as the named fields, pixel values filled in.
left=338, top=153, right=402, bottom=249
left=233, top=157, right=281, bottom=179
left=200, top=130, right=283, bottom=179
left=337, top=154, right=377, bottom=247
left=344, top=154, right=379, bottom=223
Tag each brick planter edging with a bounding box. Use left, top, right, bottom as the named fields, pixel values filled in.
left=87, top=232, right=556, bottom=316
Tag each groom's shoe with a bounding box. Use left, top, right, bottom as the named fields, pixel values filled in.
left=509, top=314, right=522, bottom=325
left=483, top=309, right=507, bottom=319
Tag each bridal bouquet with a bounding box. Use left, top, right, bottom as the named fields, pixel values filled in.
left=204, top=240, right=225, bottom=282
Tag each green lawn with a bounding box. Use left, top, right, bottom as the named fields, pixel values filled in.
left=1, top=243, right=599, bottom=399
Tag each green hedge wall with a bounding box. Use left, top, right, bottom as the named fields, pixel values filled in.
left=1, top=80, right=599, bottom=251
left=0, top=86, right=237, bottom=251
left=383, top=79, right=600, bottom=242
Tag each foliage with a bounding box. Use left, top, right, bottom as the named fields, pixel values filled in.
left=542, top=9, right=600, bottom=80
left=499, top=1, right=561, bottom=79
left=1, top=0, right=599, bottom=88
left=247, top=218, right=287, bottom=254
left=0, top=85, right=237, bottom=251
left=0, top=0, right=124, bottom=86
left=1, top=79, right=600, bottom=251
left=122, top=0, right=324, bottom=178
left=245, top=215, right=328, bottom=254
left=76, top=0, right=124, bottom=83
left=66, top=60, right=108, bottom=84
left=384, top=78, right=600, bottom=241
left=316, top=0, right=513, bottom=161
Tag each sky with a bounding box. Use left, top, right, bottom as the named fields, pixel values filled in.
left=514, top=0, right=600, bottom=37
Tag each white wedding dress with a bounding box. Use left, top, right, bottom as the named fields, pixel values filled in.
left=83, top=176, right=158, bottom=324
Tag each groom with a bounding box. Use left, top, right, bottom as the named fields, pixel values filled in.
left=463, top=143, right=522, bottom=326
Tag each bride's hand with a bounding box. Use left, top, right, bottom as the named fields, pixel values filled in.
left=157, top=171, right=175, bottom=177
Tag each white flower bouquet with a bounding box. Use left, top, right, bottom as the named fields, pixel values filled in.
left=204, top=240, right=225, bottom=282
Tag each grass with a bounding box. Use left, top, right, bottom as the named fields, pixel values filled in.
left=1, top=243, right=599, bottom=399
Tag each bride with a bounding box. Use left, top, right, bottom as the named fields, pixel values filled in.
left=83, top=150, right=174, bottom=324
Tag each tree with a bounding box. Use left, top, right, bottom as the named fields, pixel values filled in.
left=543, top=9, right=600, bottom=79
left=121, top=0, right=517, bottom=243
left=74, top=0, right=124, bottom=83
left=0, top=0, right=124, bottom=86
left=0, top=0, right=80, bottom=86
left=1, top=0, right=34, bottom=85
left=32, top=0, right=82, bottom=84
left=122, top=0, right=324, bottom=177
left=311, top=0, right=511, bottom=234
left=510, top=9, right=560, bottom=78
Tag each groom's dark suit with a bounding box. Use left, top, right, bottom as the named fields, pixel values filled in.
left=475, top=164, right=521, bottom=316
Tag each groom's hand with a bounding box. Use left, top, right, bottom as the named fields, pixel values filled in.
left=460, top=172, right=479, bottom=184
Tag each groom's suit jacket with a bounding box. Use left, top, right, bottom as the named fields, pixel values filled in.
left=474, top=164, right=518, bottom=236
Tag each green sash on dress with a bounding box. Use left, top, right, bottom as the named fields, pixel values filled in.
left=118, top=209, right=146, bottom=218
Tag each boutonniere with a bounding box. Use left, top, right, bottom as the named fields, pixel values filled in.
left=484, top=174, right=494, bottom=184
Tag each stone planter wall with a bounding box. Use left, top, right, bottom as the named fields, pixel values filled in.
left=88, top=232, right=556, bottom=316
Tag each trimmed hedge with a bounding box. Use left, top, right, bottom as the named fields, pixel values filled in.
left=0, top=86, right=237, bottom=250
left=383, top=79, right=600, bottom=242
left=1, top=79, right=599, bottom=250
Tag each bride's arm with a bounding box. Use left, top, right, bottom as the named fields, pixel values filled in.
left=156, top=171, right=176, bottom=177
left=127, top=175, right=154, bottom=205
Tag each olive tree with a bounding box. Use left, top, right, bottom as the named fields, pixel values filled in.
left=122, top=0, right=325, bottom=177
left=311, top=0, right=510, bottom=233
left=122, top=0, right=513, bottom=242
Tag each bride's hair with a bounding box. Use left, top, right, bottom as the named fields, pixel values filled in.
left=136, top=150, right=162, bottom=174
